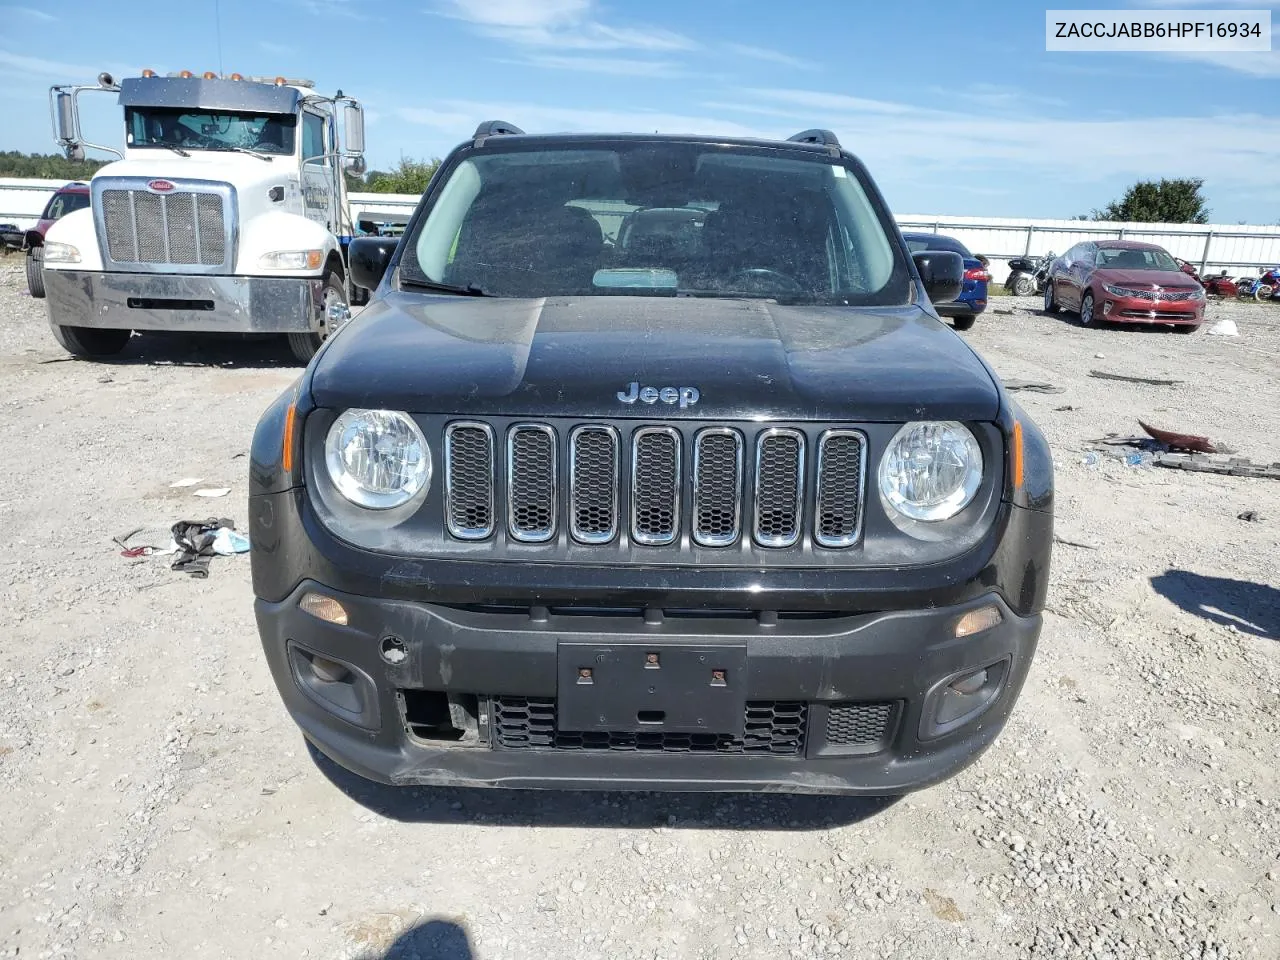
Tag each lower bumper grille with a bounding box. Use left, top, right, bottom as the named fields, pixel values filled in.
left=492, top=697, right=808, bottom=755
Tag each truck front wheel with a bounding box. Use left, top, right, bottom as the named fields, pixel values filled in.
left=50, top=325, right=131, bottom=358
left=287, top=270, right=347, bottom=364
left=26, top=248, right=45, bottom=299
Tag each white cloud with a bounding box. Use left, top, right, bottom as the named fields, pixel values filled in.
left=1, top=5, right=55, bottom=21
left=1165, top=49, right=1280, bottom=77
left=436, top=0, right=697, bottom=51
left=258, top=40, right=295, bottom=56
left=503, top=54, right=690, bottom=78
left=723, top=43, right=814, bottom=70
left=0, top=50, right=97, bottom=78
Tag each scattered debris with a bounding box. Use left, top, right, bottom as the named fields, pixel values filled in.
left=1156, top=453, right=1280, bottom=480
left=170, top=518, right=243, bottom=578
left=1206, top=318, right=1239, bottom=337
left=1138, top=421, right=1218, bottom=454
left=1003, top=379, right=1064, bottom=394
left=169, top=478, right=203, bottom=488
left=1237, top=510, right=1263, bottom=522
left=1054, top=405, right=1076, bottom=411
left=194, top=487, right=231, bottom=498
left=1089, top=370, right=1184, bottom=387
left=1054, top=535, right=1098, bottom=550
left=1081, top=452, right=1100, bottom=466
left=212, top=527, right=250, bottom=555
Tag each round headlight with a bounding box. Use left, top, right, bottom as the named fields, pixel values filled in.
left=878, top=421, right=983, bottom=521
left=324, top=409, right=431, bottom=509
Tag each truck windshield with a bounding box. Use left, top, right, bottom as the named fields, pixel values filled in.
left=402, top=142, right=909, bottom=305
left=125, top=107, right=296, bottom=155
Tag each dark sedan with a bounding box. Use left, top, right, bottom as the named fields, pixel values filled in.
left=1044, top=240, right=1206, bottom=332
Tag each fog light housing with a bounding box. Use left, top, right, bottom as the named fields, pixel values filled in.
left=920, top=657, right=1011, bottom=740
left=1104, top=300, right=1114, bottom=315
left=286, top=642, right=380, bottom=730
left=954, top=604, right=1002, bottom=637
left=300, top=591, right=349, bottom=625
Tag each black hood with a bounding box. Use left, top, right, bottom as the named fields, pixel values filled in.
left=310, top=293, right=1001, bottom=422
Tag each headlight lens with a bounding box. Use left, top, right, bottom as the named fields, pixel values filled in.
left=259, top=249, right=324, bottom=270
left=1188, top=286, right=1206, bottom=300
left=43, top=241, right=81, bottom=264
left=878, top=421, right=983, bottom=521
left=1102, top=283, right=1124, bottom=297
left=324, top=409, right=431, bottom=509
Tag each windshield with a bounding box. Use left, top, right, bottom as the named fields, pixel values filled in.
left=402, top=142, right=908, bottom=304
left=125, top=107, right=296, bottom=155
left=903, top=234, right=973, bottom=258
left=42, top=192, right=89, bottom=220
left=1095, top=246, right=1179, bottom=272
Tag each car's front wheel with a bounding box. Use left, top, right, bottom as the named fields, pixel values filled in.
left=1079, top=292, right=1097, bottom=327
left=26, top=247, right=45, bottom=299
left=50, top=325, right=131, bottom=358
left=1044, top=281, right=1059, bottom=314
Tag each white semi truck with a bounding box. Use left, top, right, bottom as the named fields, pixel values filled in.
left=41, top=70, right=367, bottom=362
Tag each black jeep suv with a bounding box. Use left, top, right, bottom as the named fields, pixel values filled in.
left=249, top=123, right=1053, bottom=795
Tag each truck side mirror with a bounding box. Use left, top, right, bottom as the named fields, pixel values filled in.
left=343, top=103, right=365, bottom=157
left=912, top=251, right=965, bottom=305
left=348, top=236, right=398, bottom=291
left=55, top=91, right=77, bottom=148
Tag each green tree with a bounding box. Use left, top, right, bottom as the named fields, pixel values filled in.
left=0, top=150, right=107, bottom=180
left=366, top=157, right=441, bottom=194
left=1092, top=178, right=1210, bottom=224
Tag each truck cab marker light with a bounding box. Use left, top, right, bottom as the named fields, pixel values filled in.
left=300, top=592, right=348, bottom=625
left=954, top=604, right=1002, bottom=638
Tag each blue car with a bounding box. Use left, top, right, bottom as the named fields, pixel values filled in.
left=902, top=232, right=989, bottom=330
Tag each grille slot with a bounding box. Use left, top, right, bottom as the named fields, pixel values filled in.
left=569, top=426, right=619, bottom=544
left=814, top=430, right=867, bottom=548
left=98, top=183, right=229, bottom=270
left=507, top=425, right=557, bottom=542
left=754, top=429, right=804, bottom=547
left=825, top=702, right=895, bottom=747
left=492, top=697, right=807, bottom=755
left=631, top=427, right=681, bottom=545
left=444, top=422, right=495, bottom=540
left=692, top=428, right=743, bottom=546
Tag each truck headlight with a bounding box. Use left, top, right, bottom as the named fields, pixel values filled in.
left=324, top=409, right=431, bottom=509
left=878, top=421, right=983, bottom=521
left=43, top=241, right=81, bottom=264
left=259, top=249, right=324, bottom=270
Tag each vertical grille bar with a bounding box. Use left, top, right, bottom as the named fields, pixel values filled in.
left=444, top=421, right=495, bottom=540
left=814, top=430, right=867, bottom=548
left=569, top=426, right=620, bottom=544
left=190, top=192, right=202, bottom=265
left=507, top=424, right=557, bottom=542
left=631, top=427, right=681, bottom=545
left=692, top=428, right=743, bottom=547
left=753, top=429, right=805, bottom=548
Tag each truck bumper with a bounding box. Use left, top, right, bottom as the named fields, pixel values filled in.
left=43, top=269, right=322, bottom=333
left=256, top=581, right=1040, bottom=795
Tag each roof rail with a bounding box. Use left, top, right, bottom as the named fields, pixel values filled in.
left=787, top=129, right=840, bottom=148
left=473, top=120, right=525, bottom=143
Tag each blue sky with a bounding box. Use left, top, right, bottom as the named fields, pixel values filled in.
left=2, top=0, right=1278, bottom=222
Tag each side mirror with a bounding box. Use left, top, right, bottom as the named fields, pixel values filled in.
left=912, top=251, right=964, bottom=305
left=55, top=91, right=76, bottom=146
left=348, top=236, right=398, bottom=291
left=343, top=103, right=365, bottom=157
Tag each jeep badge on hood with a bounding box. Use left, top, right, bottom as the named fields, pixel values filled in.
left=617, top=381, right=701, bottom=408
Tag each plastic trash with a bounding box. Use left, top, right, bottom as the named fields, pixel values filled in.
left=1206, top=318, right=1238, bottom=337
left=194, top=487, right=232, bottom=498
left=169, top=477, right=203, bottom=488
left=211, top=528, right=250, bottom=555
left=1082, top=452, right=1100, bottom=466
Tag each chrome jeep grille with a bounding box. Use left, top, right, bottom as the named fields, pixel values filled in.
left=93, top=177, right=235, bottom=274
left=440, top=420, right=867, bottom=552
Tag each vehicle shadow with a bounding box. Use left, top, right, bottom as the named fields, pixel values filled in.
left=1150, top=569, right=1279, bottom=640
left=45, top=331, right=299, bottom=369
left=361, top=918, right=475, bottom=960
left=306, top=740, right=900, bottom=830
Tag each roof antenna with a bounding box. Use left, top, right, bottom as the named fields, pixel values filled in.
left=214, top=0, right=225, bottom=77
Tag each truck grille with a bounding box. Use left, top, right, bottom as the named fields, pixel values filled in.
left=491, top=697, right=807, bottom=754
left=441, top=421, right=868, bottom=551
left=94, top=178, right=235, bottom=273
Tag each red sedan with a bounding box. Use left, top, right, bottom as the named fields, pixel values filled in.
left=1044, top=240, right=1206, bottom=332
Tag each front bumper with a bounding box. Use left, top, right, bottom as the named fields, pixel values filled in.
left=43, top=269, right=324, bottom=333
left=257, top=581, right=1040, bottom=794
left=1100, top=294, right=1203, bottom=325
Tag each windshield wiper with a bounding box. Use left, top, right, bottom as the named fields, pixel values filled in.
left=207, top=145, right=273, bottom=162
left=160, top=144, right=190, bottom=157
left=400, top=277, right=492, bottom=297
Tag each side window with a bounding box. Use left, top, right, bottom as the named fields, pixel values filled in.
left=302, top=113, right=326, bottom=163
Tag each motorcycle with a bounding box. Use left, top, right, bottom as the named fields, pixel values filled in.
left=1236, top=267, right=1280, bottom=302
left=1173, top=259, right=1241, bottom=299
left=1005, top=251, right=1055, bottom=297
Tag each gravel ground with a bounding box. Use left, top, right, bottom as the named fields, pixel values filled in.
left=0, top=261, right=1277, bottom=960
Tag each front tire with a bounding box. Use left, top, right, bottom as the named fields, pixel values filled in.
left=50, top=325, right=131, bottom=358
left=1012, top=274, right=1034, bottom=297
left=951, top=315, right=977, bottom=331
left=1044, top=281, right=1060, bottom=314
left=26, top=247, right=45, bottom=299
left=1079, top=292, right=1097, bottom=327
left=1174, top=324, right=1199, bottom=334
left=1255, top=284, right=1274, bottom=303
left=287, top=269, right=348, bottom=364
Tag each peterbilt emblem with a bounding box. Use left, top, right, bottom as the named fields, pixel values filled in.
left=617, top=381, right=700, bottom=409
left=147, top=179, right=175, bottom=193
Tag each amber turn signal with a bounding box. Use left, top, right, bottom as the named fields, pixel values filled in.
left=300, top=592, right=349, bottom=626
left=954, top=604, right=1003, bottom=638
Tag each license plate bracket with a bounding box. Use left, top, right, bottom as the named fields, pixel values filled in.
left=556, top=642, right=747, bottom=735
